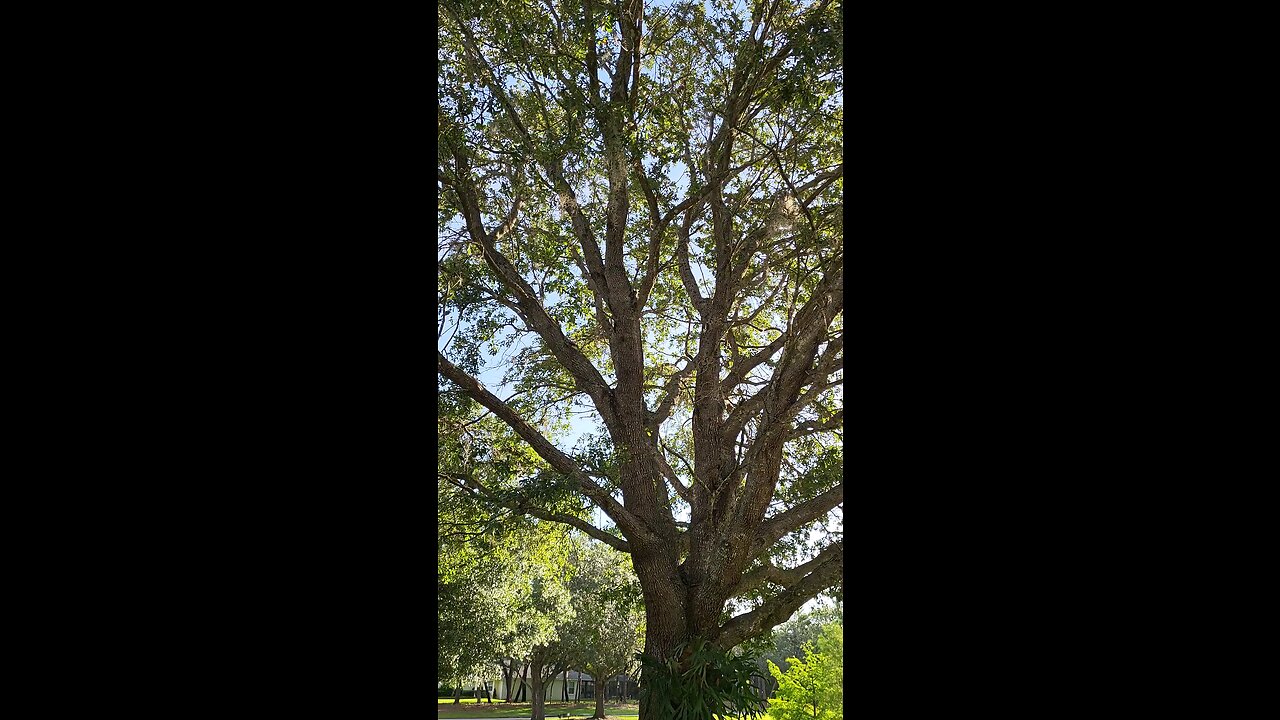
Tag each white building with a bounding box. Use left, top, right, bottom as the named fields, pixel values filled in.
left=488, top=671, right=637, bottom=702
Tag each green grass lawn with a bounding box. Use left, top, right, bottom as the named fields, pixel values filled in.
left=436, top=700, right=639, bottom=718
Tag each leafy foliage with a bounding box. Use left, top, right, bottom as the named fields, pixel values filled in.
left=765, top=623, right=842, bottom=720
left=438, top=396, right=580, bottom=688
left=561, top=540, right=644, bottom=715
left=751, top=605, right=841, bottom=671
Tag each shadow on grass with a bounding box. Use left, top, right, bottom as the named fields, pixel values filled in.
left=436, top=701, right=640, bottom=718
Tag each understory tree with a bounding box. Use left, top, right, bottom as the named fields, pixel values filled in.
left=439, top=1, right=842, bottom=718
left=439, top=410, right=578, bottom=715
left=746, top=602, right=842, bottom=698
left=523, top=577, right=577, bottom=720
left=562, top=540, right=644, bottom=718
left=765, top=623, right=842, bottom=720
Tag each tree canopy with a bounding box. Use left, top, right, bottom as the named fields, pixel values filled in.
left=563, top=539, right=645, bottom=718
left=439, top=0, right=842, bottom=716
left=438, top=424, right=578, bottom=694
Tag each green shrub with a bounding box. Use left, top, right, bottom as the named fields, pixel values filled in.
left=765, top=624, right=842, bottom=720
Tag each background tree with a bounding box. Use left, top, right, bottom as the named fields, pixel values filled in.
left=764, top=623, right=842, bottom=720
left=439, top=1, right=842, bottom=717
left=497, top=657, right=522, bottom=704
left=744, top=602, right=842, bottom=698
left=437, top=571, right=503, bottom=702
left=562, top=540, right=645, bottom=719
left=438, top=478, right=518, bottom=701
left=521, top=563, right=579, bottom=720
left=439, top=402, right=579, bottom=712
left=813, top=623, right=841, bottom=718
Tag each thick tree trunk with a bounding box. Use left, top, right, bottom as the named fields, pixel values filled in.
left=595, top=682, right=607, bottom=718
left=517, top=662, right=529, bottom=702
left=634, top=568, right=748, bottom=720
left=635, top=566, right=693, bottom=720
left=502, top=661, right=514, bottom=702
left=562, top=668, right=569, bottom=701
left=453, top=682, right=461, bottom=704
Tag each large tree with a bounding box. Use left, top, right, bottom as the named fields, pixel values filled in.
left=439, top=0, right=842, bottom=717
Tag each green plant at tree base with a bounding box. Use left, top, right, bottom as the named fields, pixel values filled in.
left=637, top=638, right=768, bottom=720
left=765, top=624, right=842, bottom=720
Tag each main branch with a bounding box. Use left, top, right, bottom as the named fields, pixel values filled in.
left=438, top=352, right=654, bottom=543
left=753, top=482, right=844, bottom=557
left=716, top=541, right=843, bottom=648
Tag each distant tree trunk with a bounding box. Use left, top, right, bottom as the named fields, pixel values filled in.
left=562, top=669, right=569, bottom=701
left=517, top=663, right=529, bottom=702
left=529, top=656, right=547, bottom=720
left=453, top=681, right=461, bottom=704
left=766, top=673, right=779, bottom=697
left=501, top=661, right=515, bottom=702
left=485, top=682, right=493, bottom=703
left=590, top=669, right=616, bottom=718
